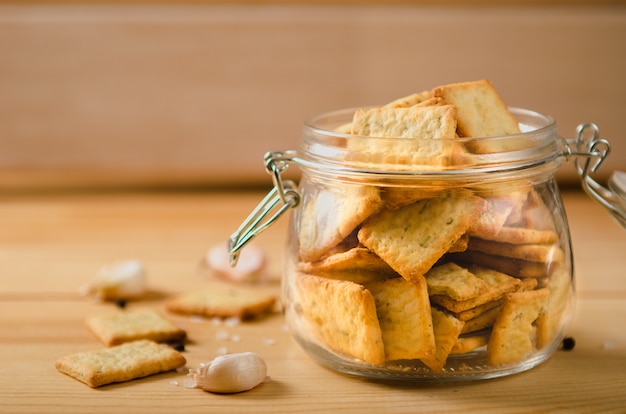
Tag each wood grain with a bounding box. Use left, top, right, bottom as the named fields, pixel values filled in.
left=0, top=189, right=624, bottom=413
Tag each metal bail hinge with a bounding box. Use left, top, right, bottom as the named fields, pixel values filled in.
left=228, top=150, right=300, bottom=267
left=565, top=123, right=626, bottom=228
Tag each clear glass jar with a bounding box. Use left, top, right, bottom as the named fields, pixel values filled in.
left=229, top=107, right=624, bottom=382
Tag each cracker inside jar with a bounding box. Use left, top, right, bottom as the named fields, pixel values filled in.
left=292, top=80, right=573, bottom=375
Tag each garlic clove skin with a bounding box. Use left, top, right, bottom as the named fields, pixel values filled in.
left=80, top=259, right=147, bottom=300
left=205, top=243, right=267, bottom=284
left=189, top=352, right=268, bottom=394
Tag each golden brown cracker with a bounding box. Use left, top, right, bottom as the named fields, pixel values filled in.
left=433, top=79, right=521, bottom=142
left=420, top=308, right=464, bottom=372
left=487, top=289, right=549, bottom=366
left=55, top=340, right=186, bottom=388
left=431, top=266, right=521, bottom=313
left=424, top=262, right=489, bottom=301
left=383, top=90, right=433, bottom=108
left=536, top=267, right=573, bottom=349
left=366, top=277, right=435, bottom=361
left=296, top=274, right=385, bottom=365
left=451, top=250, right=549, bottom=279
left=165, top=289, right=276, bottom=320
left=480, top=227, right=559, bottom=245
left=452, top=298, right=502, bottom=322
left=348, top=105, right=458, bottom=169
left=461, top=305, right=500, bottom=334
left=447, top=233, right=469, bottom=253
left=450, top=333, right=490, bottom=355
left=358, top=193, right=486, bottom=284
left=298, top=184, right=382, bottom=262
left=467, top=238, right=564, bottom=263
left=468, top=196, right=519, bottom=239
left=86, top=309, right=186, bottom=347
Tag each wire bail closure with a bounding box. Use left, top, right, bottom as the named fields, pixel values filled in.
left=228, top=150, right=300, bottom=266
left=566, top=123, right=626, bottom=228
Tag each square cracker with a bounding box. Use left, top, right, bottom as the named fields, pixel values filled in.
left=165, top=289, right=276, bottom=320
left=430, top=266, right=521, bottom=313
left=298, top=246, right=397, bottom=284
left=55, top=340, right=186, bottom=388
left=467, top=238, right=564, bottom=263
left=420, top=308, right=464, bottom=372
left=487, top=289, right=549, bottom=366
left=536, top=266, right=573, bottom=349
left=366, top=277, right=435, bottom=361
left=296, top=273, right=385, bottom=365
left=298, top=184, right=382, bottom=262
left=358, top=192, right=486, bottom=284
left=383, top=90, right=433, bottom=108
left=424, top=262, right=489, bottom=301
left=86, top=309, right=186, bottom=346
left=348, top=105, right=458, bottom=169
left=433, top=79, right=520, bottom=141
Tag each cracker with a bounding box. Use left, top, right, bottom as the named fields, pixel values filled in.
left=487, top=289, right=549, bottom=366
left=165, top=289, right=276, bottom=320
left=383, top=90, right=433, bottom=108
left=461, top=305, right=500, bottom=334
left=86, top=309, right=186, bottom=346
left=479, top=226, right=559, bottom=245
left=366, top=277, right=435, bottom=361
left=468, top=196, right=519, bottom=239
left=420, top=308, right=464, bottom=372
left=348, top=105, right=458, bottom=169
left=450, top=333, right=490, bottom=355
left=433, top=79, right=521, bottom=150
left=467, top=238, right=564, bottom=263
left=451, top=250, right=549, bottom=278
left=430, top=266, right=521, bottom=314
left=453, top=298, right=503, bottom=322
left=424, top=262, right=489, bottom=301
left=299, top=246, right=397, bottom=284
left=296, top=273, right=384, bottom=365
left=298, top=184, right=382, bottom=262
left=55, top=340, right=186, bottom=388
left=447, top=233, right=469, bottom=253
left=536, top=266, right=573, bottom=349
left=358, top=193, right=486, bottom=284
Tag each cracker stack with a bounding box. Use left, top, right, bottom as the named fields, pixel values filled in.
left=295, top=80, right=572, bottom=371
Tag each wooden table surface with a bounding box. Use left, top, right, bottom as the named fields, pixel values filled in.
left=1, top=189, right=625, bottom=413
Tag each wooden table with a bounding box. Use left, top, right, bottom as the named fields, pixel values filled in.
left=1, top=189, right=625, bottom=413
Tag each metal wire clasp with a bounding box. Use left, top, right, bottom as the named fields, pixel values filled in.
left=228, top=150, right=300, bottom=266
left=565, top=123, right=626, bottom=228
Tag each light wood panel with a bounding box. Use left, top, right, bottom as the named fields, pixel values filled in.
left=1, top=3, right=625, bottom=190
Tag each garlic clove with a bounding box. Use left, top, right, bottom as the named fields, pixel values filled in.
left=188, top=352, right=269, bottom=394
left=205, top=243, right=267, bottom=284
left=79, top=259, right=147, bottom=300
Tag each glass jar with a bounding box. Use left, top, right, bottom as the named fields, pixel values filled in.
left=229, top=107, right=625, bottom=382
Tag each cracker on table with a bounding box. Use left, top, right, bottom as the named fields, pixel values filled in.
left=487, top=289, right=549, bottom=366
left=467, top=238, right=564, bottom=263
left=424, top=262, right=489, bottom=301
left=366, top=277, right=435, bottom=361
left=420, top=307, right=464, bottom=372
left=165, top=289, right=276, bottom=320
left=450, top=333, right=490, bottom=355
left=297, top=184, right=382, bottom=262
left=296, top=273, right=385, bottom=365
left=450, top=250, right=549, bottom=278
left=358, top=192, right=486, bottom=284
left=430, top=266, right=521, bottom=313
left=433, top=79, right=521, bottom=150
left=86, top=309, right=186, bottom=346
left=536, top=266, right=573, bottom=349
left=348, top=105, right=458, bottom=169
left=298, top=246, right=397, bottom=284
left=55, top=339, right=186, bottom=388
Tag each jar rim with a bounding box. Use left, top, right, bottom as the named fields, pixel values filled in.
left=298, top=107, right=564, bottom=180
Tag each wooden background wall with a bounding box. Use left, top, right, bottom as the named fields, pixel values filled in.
left=1, top=1, right=625, bottom=190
